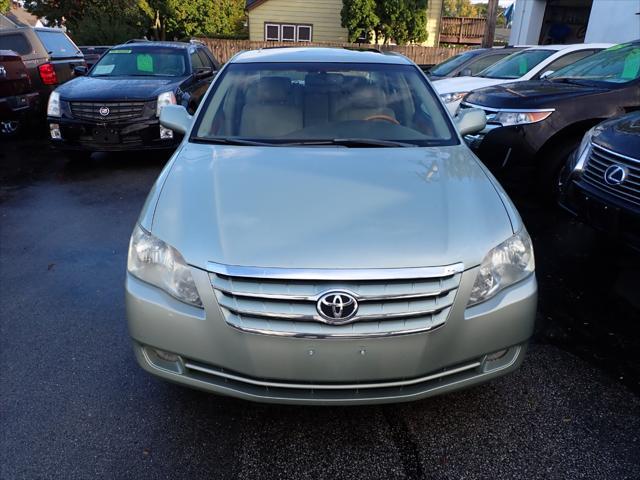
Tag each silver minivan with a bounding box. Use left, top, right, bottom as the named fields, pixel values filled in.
left=126, top=47, right=537, bottom=405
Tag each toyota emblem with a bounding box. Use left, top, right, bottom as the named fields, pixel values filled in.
left=603, top=164, right=628, bottom=186
left=99, top=106, right=110, bottom=116
left=317, top=292, right=358, bottom=324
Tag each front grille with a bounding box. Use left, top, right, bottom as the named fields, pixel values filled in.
left=69, top=101, right=146, bottom=122
left=208, top=263, right=463, bottom=338
left=582, top=143, right=640, bottom=207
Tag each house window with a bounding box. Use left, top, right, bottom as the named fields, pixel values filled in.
left=282, top=25, right=296, bottom=42
left=263, top=23, right=313, bottom=42
left=297, top=25, right=312, bottom=42
left=265, top=23, right=280, bottom=41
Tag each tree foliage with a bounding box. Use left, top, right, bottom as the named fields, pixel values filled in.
left=27, top=0, right=247, bottom=44
left=341, top=0, right=378, bottom=43
left=1, top=0, right=11, bottom=14
left=442, top=0, right=478, bottom=17
left=342, top=0, right=429, bottom=45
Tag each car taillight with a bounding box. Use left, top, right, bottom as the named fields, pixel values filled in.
left=38, top=63, right=58, bottom=85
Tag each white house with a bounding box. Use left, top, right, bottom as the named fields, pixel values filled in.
left=509, top=0, right=640, bottom=45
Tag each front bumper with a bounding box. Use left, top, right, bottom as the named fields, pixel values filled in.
left=126, top=265, right=537, bottom=405
left=48, top=116, right=180, bottom=152
left=559, top=174, right=640, bottom=249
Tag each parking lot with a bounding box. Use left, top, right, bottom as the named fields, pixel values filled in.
left=1, top=137, right=639, bottom=479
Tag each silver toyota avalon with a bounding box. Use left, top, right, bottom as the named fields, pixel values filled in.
left=126, top=47, right=537, bottom=405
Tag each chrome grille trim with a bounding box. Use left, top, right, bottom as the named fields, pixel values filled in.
left=184, top=359, right=482, bottom=390
left=208, top=262, right=464, bottom=337
left=207, top=261, right=464, bottom=280
left=582, top=143, right=640, bottom=207
left=70, top=101, right=146, bottom=122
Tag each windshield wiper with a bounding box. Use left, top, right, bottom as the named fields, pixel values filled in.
left=281, top=138, right=416, bottom=148
left=195, top=137, right=276, bottom=146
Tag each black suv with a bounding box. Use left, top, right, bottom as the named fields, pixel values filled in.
left=47, top=41, right=220, bottom=157
left=461, top=41, right=640, bottom=196
left=560, top=111, right=640, bottom=248
left=0, top=27, right=85, bottom=106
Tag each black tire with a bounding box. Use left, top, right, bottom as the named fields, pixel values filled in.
left=0, top=120, right=22, bottom=138
left=537, top=136, right=581, bottom=204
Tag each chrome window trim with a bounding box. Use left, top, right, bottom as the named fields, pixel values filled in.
left=461, top=101, right=555, bottom=114
left=184, top=359, right=482, bottom=390
left=206, top=261, right=465, bottom=280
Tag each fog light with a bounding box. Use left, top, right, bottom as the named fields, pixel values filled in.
left=160, top=126, right=173, bottom=139
left=50, top=123, right=61, bottom=139
left=155, top=349, right=180, bottom=362
left=485, top=349, right=508, bottom=361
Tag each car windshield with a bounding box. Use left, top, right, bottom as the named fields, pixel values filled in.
left=430, top=50, right=480, bottom=76
left=90, top=47, right=187, bottom=77
left=478, top=49, right=555, bottom=79
left=193, top=62, right=458, bottom=147
left=549, top=43, right=640, bottom=84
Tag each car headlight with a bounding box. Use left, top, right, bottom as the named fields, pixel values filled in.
left=467, top=229, right=535, bottom=307
left=127, top=225, right=203, bottom=308
left=492, top=110, right=553, bottom=126
left=440, top=92, right=467, bottom=104
left=569, top=127, right=596, bottom=172
left=47, top=91, right=61, bottom=117
left=156, top=91, right=177, bottom=117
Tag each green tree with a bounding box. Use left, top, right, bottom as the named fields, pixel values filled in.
left=374, top=0, right=428, bottom=45
left=341, top=0, right=379, bottom=43
left=442, top=0, right=478, bottom=17
left=72, top=0, right=147, bottom=44
left=1, top=0, right=11, bottom=14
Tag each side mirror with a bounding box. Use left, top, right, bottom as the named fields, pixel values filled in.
left=455, top=108, right=487, bottom=136
left=160, top=104, right=193, bottom=135
left=540, top=70, right=554, bottom=79
left=459, top=68, right=472, bottom=77
left=73, top=65, right=88, bottom=76
left=194, top=67, right=214, bottom=79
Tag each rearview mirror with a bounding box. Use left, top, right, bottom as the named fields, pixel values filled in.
left=459, top=68, right=472, bottom=77
left=455, top=108, right=486, bottom=136
left=160, top=104, right=193, bottom=135
left=540, top=70, right=554, bottom=79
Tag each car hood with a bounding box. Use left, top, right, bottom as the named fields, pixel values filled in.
left=592, top=112, right=640, bottom=159
left=432, top=76, right=510, bottom=95
left=150, top=143, right=515, bottom=271
left=465, top=80, right=608, bottom=109
left=55, top=76, right=181, bottom=101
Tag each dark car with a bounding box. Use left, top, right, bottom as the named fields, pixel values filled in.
left=79, top=45, right=110, bottom=69
left=0, top=27, right=85, bottom=107
left=0, top=49, right=39, bottom=136
left=427, top=46, right=525, bottom=80
left=559, top=112, right=640, bottom=248
left=460, top=41, right=640, bottom=196
left=46, top=41, right=220, bottom=157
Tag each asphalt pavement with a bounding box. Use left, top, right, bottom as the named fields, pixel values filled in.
left=1, top=138, right=639, bottom=479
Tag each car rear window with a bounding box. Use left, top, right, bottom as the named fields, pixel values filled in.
left=0, top=33, right=32, bottom=55
left=35, top=30, right=81, bottom=57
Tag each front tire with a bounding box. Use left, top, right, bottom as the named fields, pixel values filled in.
left=537, top=137, right=581, bottom=203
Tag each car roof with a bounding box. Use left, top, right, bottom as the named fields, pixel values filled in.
left=231, top=47, right=414, bottom=65
left=112, top=41, right=193, bottom=50
left=522, top=43, right=613, bottom=52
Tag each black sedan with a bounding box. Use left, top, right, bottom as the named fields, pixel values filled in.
left=559, top=111, right=640, bottom=249
left=46, top=41, right=220, bottom=158
left=461, top=41, right=640, bottom=197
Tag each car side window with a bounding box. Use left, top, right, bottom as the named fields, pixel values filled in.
left=538, top=50, right=597, bottom=78
left=190, top=51, right=205, bottom=72
left=197, top=49, right=214, bottom=70
left=468, top=53, right=509, bottom=75
left=0, top=33, right=32, bottom=55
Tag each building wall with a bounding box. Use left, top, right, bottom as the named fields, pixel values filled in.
left=423, top=0, right=443, bottom=47
left=248, top=0, right=348, bottom=43
left=585, top=0, right=640, bottom=43
left=510, top=0, right=640, bottom=46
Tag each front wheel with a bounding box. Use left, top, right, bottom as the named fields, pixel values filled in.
left=537, top=137, right=581, bottom=203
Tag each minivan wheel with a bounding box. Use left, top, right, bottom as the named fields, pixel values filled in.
left=0, top=120, right=21, bottom=137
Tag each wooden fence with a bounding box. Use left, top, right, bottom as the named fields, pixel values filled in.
left=196, top=38, right=469, bottom=66
left=439, top=17, right=486, bottom=45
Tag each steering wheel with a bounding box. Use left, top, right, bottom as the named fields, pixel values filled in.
left=364, top=114, right=400, bottom=125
